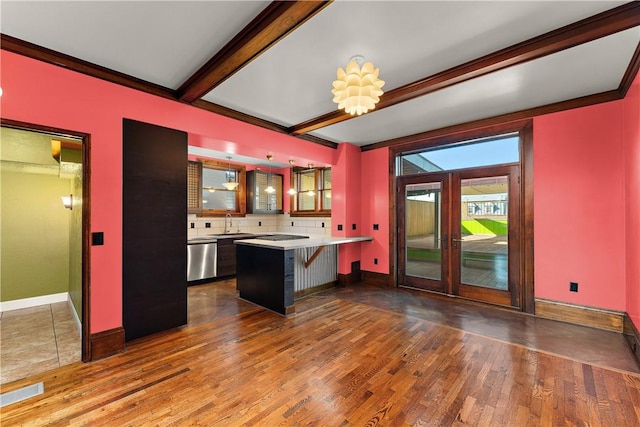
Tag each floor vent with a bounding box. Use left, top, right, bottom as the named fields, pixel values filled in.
left=0, top=382, right=44, bottom=408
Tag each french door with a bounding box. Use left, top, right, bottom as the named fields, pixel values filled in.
left=398, top=165, right=521, bottom=309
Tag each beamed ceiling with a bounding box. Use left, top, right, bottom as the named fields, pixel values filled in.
left=2, top=1, right=639, bottom=157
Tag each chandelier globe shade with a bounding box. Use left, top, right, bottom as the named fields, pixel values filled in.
left=222, top=156, right=239, bottom=191
left=332, top=57, right=385, bottom=116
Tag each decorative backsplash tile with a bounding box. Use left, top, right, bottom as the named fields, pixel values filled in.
left=187, top=213, right=331, bottom=238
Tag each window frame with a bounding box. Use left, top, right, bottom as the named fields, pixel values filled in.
left=290, top=167, right=331, bottom=217
left=194, top=159, right=247, bottom=217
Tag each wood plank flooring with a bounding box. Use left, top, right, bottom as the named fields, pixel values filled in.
left=2, top=280, right=640, bottom=426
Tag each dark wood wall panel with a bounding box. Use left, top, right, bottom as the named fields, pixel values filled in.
left=123, top=119, right=187, bottom=341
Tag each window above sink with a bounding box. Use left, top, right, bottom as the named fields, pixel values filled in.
left=188, top=159, right=247, bottom=217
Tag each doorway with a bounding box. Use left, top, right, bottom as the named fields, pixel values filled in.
left=398, top=166, right=521, bottom=308
left=393, top=122, right=533, bottom=311
left=0, top=119, right=90, bottom=378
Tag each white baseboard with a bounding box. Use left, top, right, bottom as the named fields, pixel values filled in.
left=67, top=298, right=82, bottom=336
left=0, top=292, right=69, bottom=313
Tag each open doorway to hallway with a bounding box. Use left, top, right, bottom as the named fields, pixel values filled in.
left=0, top=126, right=84, bottom=384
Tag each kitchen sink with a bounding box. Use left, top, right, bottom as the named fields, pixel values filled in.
left=211, top=233, right=255, bottom=238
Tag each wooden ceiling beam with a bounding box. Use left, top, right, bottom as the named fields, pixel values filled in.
left=360, top=89, right=621, bottom=152
left=192, top=100, right=338, bottom=149
left=177, top=1, right=331, bottom=103
left=289, top=1, right=640, bottom=136
left=0, top=34, right=177, bottom=100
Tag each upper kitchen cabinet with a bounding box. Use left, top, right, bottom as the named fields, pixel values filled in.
left=246, top=170, right=283, bottom=214
left=187, top=161, right=202, bottom=214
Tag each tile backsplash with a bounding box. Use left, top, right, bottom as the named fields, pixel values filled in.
left=187, top=213, right=331, bottom=239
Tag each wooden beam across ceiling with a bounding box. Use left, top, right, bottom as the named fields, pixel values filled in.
left=177, top=1, right=331, bottom=103
left=288, top=1, right=640, bottom=136
left=0, top=34, right=177, bottom=100
left=191, top=99, right=339, bottom=149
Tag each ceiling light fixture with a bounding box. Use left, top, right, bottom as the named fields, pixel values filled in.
left=265, top=154, right=275, bottom=194
left=222, top=156, right=239, bottom=191
left=331, top=55, right=385, bottom=116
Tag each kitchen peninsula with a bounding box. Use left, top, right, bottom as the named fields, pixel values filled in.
left=235, top=235, right=373, bottom=315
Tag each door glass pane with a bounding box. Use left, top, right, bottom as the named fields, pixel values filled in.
left=398, top=134, right=519, bottom=175
left=406, top=182, right=442, bottom=280
left=460, top=176, right=508, bottom=290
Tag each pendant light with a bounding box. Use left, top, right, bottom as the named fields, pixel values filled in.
left=265, top=154, right=275, bottom=194
left=222, top=156, right=239, bottom=191
left=332, top=55, right=385, bottom=116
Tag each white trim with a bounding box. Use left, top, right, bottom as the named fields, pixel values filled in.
left=0, top=292, right=68, bottom=313
left=67, top=297, right=82, bottom=336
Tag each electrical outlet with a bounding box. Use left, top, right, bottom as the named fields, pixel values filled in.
left=352, top=224, right=356, bottom=230
left=570, top=282, right=578, bottom=292
left=205, top=222, right=211, bottom=228
left=190, top=222, right=195, bottom=229
left=258, top=221, right=262, bottom=226
left=337, top=224, right=343, bottom=231
left=291, top=221, right=294, bottom=227
left=321, top=222, right=325, bottom=228
left=373, top=224, right=379, bottom=230
left=374, top=258, right=378, bottom=265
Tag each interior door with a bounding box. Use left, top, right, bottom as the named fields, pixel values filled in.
left=398, top=166, right=521, bottom=309
left=397, top=173, right=450, bottom=293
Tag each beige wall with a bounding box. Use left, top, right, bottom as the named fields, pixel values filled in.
left=68, top=170, right=83, bottom=316
left=1, top=168, right=71, bottom=301
left=1, top=128, right=81, bottom=317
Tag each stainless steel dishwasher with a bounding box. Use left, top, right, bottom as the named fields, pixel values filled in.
left=187, top=237, right=217, bottom=282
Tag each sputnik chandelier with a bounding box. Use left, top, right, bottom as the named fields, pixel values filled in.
left=331, top=55, right=385, bottom=116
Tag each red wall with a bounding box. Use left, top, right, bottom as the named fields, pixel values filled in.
left=332, top=143, right=363, bottom=274
left=533, top=102, right=626, bottom=311
left=3, top=48, right=638, bottom=327
left=360, top=102, right=631, bottom=312
left=1, top=51, right=336, bottom=333
left=360, top=148, right=390, bottom=273
left=624, top=73, right=640, bottom=326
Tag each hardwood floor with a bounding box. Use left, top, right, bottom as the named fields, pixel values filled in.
left=1, top=280, right=639, bottom=426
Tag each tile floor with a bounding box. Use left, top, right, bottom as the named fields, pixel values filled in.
left=0, top=302, right=81, bottom=385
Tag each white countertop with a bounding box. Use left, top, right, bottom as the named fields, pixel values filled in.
left=235, top=235, right=373, bottom=250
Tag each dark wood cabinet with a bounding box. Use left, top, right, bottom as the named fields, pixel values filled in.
left=122, top=119, right=187, bottom=342
left=216, top=234, right=271, bottom=277
left=246, top=170, right=283, bottom=214
left=216, top=239, right=237, bottom=277
left=236, top=244, right=295, bottom=315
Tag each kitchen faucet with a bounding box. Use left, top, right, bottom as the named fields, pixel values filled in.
left=225, top=213, right=232, bottom=234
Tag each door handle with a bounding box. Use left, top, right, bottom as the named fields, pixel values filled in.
left=452, top=234, right=460, bottom=249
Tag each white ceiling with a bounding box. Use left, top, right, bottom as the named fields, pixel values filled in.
left=2, top=1, right=638, bottom=158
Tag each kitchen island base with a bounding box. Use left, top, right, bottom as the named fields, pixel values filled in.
left=236, top=235, right=372, bottom=316
left=236, top=244, right=296, bottom=316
